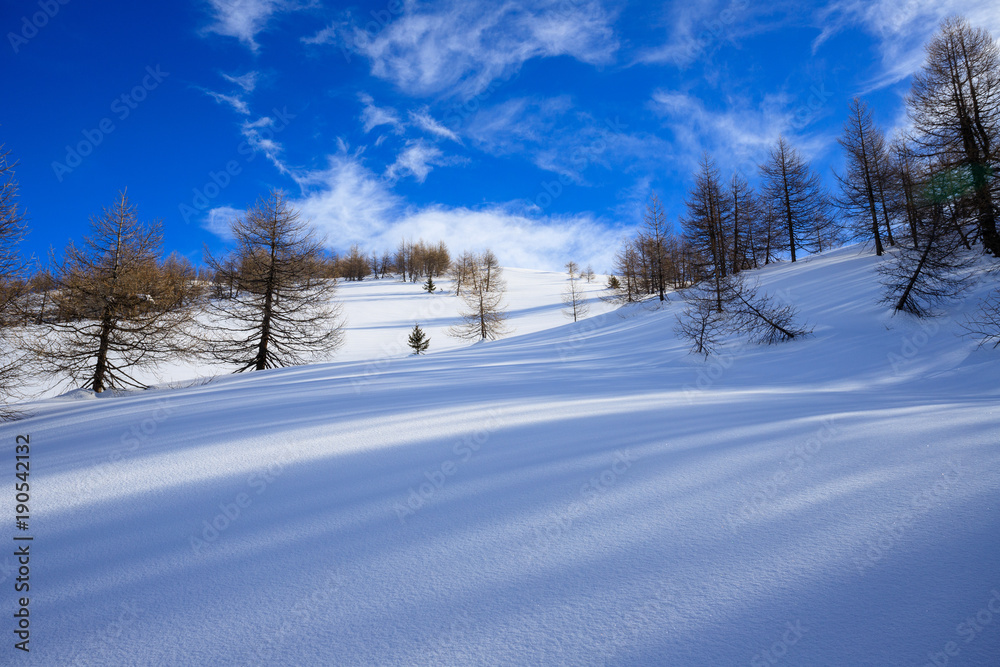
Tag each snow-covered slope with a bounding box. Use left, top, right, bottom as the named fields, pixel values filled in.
left=3, top=248, right=999, bottom=666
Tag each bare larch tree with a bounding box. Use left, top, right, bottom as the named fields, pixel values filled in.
left=684, top=153, right=731, bottom=312
left=0, top=143, right=28, bottom=416
left=562, top=270, right=589, bottom=322
left=759, top=136, right=834, bottom=262
left=643, top=193, right=671, bottom=301
left=37, top=191, right=195, bottom=393
left=835, top=98, right=895, bottom=256
left=449, top=251, right=510, bottom=341
left=908, top=17, right=1000, bottom=256
left=204, top=190, right=344, bottom=372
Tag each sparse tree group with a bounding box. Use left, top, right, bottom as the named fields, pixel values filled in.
left=878, top=17, right=1000, bottom=326
left=1, top=15, right=999, bottom=412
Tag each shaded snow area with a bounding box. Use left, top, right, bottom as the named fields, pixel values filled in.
left=2, top=247, right=998, bottom=666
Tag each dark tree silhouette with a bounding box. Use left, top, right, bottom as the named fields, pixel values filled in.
left=759, top=136, right=834, bottom=262
left=408, top=323, right=430, bottom=354
left=908, top=17, right=1000, bottom=256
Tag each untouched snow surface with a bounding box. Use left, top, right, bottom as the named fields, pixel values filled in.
left=2, top=248, right=999, bottom=666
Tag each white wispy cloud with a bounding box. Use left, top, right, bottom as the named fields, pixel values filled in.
left=359, top=93, right=403, bottom=134
left=325, top=0, right=619, bottom=99
left=209, top=151, right=624, bottom=271
left=204, top=90, right=251, bottom=115
left=221, top=71, right=259, bottom=93
left=385, top=141, right=451, bottom=183
left=291, top=152, right=400, bottom=239
left=651, top=88, right=832, bottom=175
left=635, top=0, right=783, bottom=68
left=203, top=71, right=260, bottom=116
left=813, top=0, right=1000, bottom=90
left=202, top=205, right=243, bottom=240
left=240, top=115, right=290, bottom=174
left=301, top=23, right=338, bottom=46
left=465, top=95, right=671, bottom=183
left=201, top=0, right=305, bottom=51
left=409, top=109, right=462, bottom=144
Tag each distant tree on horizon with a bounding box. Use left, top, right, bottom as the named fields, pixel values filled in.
left=562, top=271, right=589, bottom=323
left=451, top=250, right=477, bottom=297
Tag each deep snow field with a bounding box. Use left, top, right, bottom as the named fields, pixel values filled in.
left=2, top=246, right=999, bottom=666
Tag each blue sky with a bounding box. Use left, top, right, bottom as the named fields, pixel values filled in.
left=3, top=0, right=998, bottom=271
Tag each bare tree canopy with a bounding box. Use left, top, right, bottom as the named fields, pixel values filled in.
left=759, top=136, right=836, bottom=262
left=0, top=143, right=28, bottom=416
left=835, top=98, right=896, bottom=256
left=449, top=251, right=510, bottom=341
left=879, top=170, right=976, bottom=317
left=908, top=16, right=1000, bottom=256
left=684, top=153, right=731, bottom=311
left=204, top=190, right=344, bottom=372
left=35, top=191, right=196, bottom=393
left=643, top=192, right=671, bottom=301
left=0, top=144, right=27, bottom=322
left=562, top=270, right=590, bottom=322
left=675, top=273, right=809, bottom=355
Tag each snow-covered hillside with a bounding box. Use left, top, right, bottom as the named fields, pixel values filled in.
left=3, top=247, right=999, bottom=666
